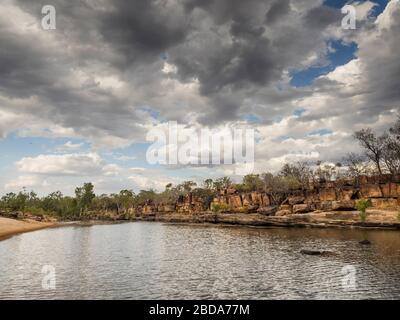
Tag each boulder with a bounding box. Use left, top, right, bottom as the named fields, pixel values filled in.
left=242, top=194, right=252, bottom=206
left=359, top=175, right=369, bottom=185
left=339, top=188, right=356, bottom=201
left=370, top=198, right=398, bottom=210
left=163, top=205, right=175, bottom=212
left=300, top=250, right=336, bottom=256
left=319, top=188, right=337, bottom=201
left=317, top=201, right=333, bottom=211
left=380, top=183, right=400, bottom=198
left=279, top=204, right=292, bottom=213
left=257, top=206, right=278, bottom=216
left=246, top=205, right=259, bottom=213
left=229, top=195, right=243, bottom=208
left=288, top=196, right=305, bottom=205
left=360, top=184, right=383, bottom=198
left=331, top=200, right=356, bottom=211
left=275, top=210, right=292, bottom=217
left=304, top=190, right=319, bottom=204
left=0, top=211, right=20, bottom=219
left=262, top=194, right=271, bottom=206
left=380, top=183, right=391, bottom=198
left=293, top=204, right=313, bottom=214
left=250, top=192, right=263, bottom=205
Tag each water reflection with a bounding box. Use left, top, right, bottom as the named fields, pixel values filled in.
left=0, top=222, right=399, bottom=299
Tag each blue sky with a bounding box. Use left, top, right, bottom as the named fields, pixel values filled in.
left=0, top=0, right=398, bottom=195
left=324, top=0, right=389, bottom=15
left=290, top=0, right=389, bottom=87
left=290, top=40, right=358, bottom=87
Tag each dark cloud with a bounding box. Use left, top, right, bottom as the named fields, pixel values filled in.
left=303, top=5, right=342, bottom=29
left=99, top=0, right=189, bottom=68
left=1, top=0, right=398, bottom=144
left=265, top=0, right=291, bottom=25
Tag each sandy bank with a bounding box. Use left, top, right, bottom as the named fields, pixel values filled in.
left=0, top=217, right=56, bottom=241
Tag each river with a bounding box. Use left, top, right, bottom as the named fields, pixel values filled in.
left=1, top=222, right=400, bottom=299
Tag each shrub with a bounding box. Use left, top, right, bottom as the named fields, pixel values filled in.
left=211, top=203, right=229, bottom=213
left=356, top=199, right=370, bottom=222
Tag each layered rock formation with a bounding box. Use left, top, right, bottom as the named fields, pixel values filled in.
left=132, top=174, right=400, bottom=217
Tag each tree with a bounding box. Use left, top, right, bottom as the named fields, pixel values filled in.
left=261, top=173, right=301, bottom=204
left=75, top=182, right=95, bottom=216
left=242, top=174, right=263, bottom=192
left=343, top=153, right=370, bottom=178
left=165, top=183, right=172, bottom=191
left=354, top=129, right=385, bottom=175
left=114, top=190, right=135, bottom=213
left=134, top=189, right=157, bottom=206
left=356, top=199, right=370, bottom=223
left=382, top=117, right=400, bottom=174
left=203, top=179, right=214, bottom=190
left=279, top=162, right=312, bottom=185
left=217, top=177, right=231, bottom=189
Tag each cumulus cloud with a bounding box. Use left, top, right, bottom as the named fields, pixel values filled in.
left=0, top=0, right=399, bottom=194
left=16, top=153, right=105, bottom=176
left=55, top=141, right=84, bottom=153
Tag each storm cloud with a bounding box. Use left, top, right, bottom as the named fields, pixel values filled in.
left=0, top=0, right=399, bottom=194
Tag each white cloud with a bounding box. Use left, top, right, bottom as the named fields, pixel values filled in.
left=55, top=141, right=84, bottom=153
left=4, top=175, right=49, bottom=190
left=113, top=155, right=137, bottom=161
left=16, top=153, right=104, bottom=176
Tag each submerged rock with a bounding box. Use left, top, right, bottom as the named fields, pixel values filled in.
left=359, top=240, right=372, bottom=245
left=300, top=249, right=336, bottom=256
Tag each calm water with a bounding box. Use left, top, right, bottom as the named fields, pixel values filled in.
left=0, top=222, right=400, bottom=299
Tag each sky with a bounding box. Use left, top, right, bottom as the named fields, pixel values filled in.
left=0, top=0, right=399, bottom=195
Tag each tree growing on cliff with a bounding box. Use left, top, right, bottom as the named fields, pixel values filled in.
left=261, top=173, right=302, bottom=204
left=382, top=117, right=400, bottom=174
left=213, top=177, right=232, bottom=190
left=203, top=179, right=214, bottom=190
left=180, top=181, right=197, bottom=193
left=343, top=153, right=370, bottom=178
left=354, top=128, right=386, bottom=175
left=353, top=116, right=400, bottom=175
left=280, top=162, right=312, bottom=185
left=242, top=174, right=264, bottom=192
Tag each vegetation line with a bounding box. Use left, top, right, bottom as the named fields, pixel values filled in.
left=1, top=117, right=399, bottom=220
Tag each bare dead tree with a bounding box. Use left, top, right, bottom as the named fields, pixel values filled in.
left=354, top=129, right=386, bottom=175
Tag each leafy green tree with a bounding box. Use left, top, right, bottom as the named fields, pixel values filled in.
left=242, top=174, right=263, bottom=192
left=182, top=181, right=197, bottom=193
left=75, top=182, right=95, bottom=216
left=203, top=179, right=214, bottom=190
left=115, top=190, right=135, bottom=213
left=356, top=199, right=370, bottom=222
left=214, top=177, right=231, bottom=190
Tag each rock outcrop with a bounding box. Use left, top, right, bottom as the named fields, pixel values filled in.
left=37, top=174, right=396, bottom=220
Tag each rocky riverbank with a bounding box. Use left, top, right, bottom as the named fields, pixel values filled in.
left=131, top=210, right=400, bottom=230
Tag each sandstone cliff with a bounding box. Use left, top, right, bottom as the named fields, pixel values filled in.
left=131, top=174, right=400, bottom=217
